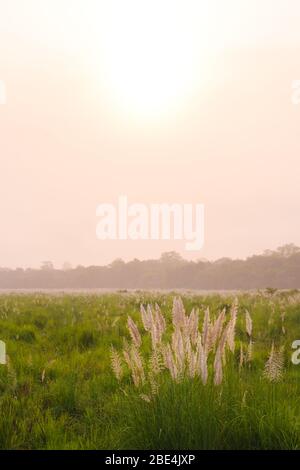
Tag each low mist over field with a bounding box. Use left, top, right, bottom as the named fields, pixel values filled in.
left=1, top=245, right=300, bottom=290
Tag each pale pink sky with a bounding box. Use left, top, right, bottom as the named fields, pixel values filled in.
left=1, top=1, right=300, bottom=268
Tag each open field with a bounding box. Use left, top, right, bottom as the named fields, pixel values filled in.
left=0, top=290, right=299, bottom=449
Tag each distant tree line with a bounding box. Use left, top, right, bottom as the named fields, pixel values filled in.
left=0, top=244, right=300, bottom=290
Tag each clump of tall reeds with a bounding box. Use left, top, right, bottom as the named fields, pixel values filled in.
left=111, top=297, right=250, bottom=398
left=111, top=297, right=286, bottom=399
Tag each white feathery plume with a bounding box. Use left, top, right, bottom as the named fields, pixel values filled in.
left=110, top=346, right=123, bottom=381
left=154, top=303, right=166, bottom=342
left=226, top=300, right=238, bottom=353
left=140, top=304, right=152, bottom=331
left=188, top=349, right=197, bottom=378
left=172, top=297, right=186, bottom=329
left=127, top=316, right=141, bottom=348
left=149, top=349, right=164, bottom=375
left=202, top=307, right=211, bottom=352
left=209, top=308, right=226, bottom=350
left=196, top=334, right=208, bottom=384
left=214, top=345, right=223, bottom=385
left=263, top=343, right=284, bottom=383
left=123, top=343, right=145, bottom=387
left=245, top=310, right=253, bottom=337
left=162, top=344, right=178, bottom=381
left=172, top=328, right=185, bottom=372
left=187, top=308, right=199, bottom=345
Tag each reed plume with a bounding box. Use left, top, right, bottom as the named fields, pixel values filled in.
left=162, top=343, right=179, bottom=381
left=111, top=296, right=286, bottom=396
left=196, top=334, right=208, bottom=384
left=226, top=300, right=238, bottom=352
left=202, top=307, right=211, bottom=353
left=263, top=343, right=284, bottom=383
left=214, top=345, right=223, bottom=385
left=110, top=346, right=123, bottom=381
left=245, top=310, right=253, bottom=337
left=127, top=316, right=142, bottom=348
left=172, top=296, right=187, bottom=329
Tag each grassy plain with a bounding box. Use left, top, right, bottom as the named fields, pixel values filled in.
left=0, top=290, right=299, bottom=449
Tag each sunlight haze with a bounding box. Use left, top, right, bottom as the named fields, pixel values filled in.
left=1, top=0, right=300, bottom=268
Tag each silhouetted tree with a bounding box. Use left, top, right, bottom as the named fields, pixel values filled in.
left=1, top=246, right=299, bottom=289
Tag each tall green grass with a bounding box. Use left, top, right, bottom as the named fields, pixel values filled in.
left=0, top=291, right=299, bottom=449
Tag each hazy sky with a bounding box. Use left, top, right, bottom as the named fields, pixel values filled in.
left=1, top=1, right=300, bottom=268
